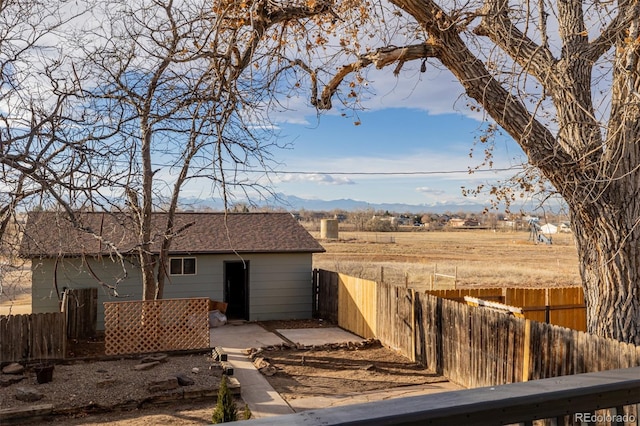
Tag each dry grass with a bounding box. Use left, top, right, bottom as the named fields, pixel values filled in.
left=312, top=229, right=581, bottom=289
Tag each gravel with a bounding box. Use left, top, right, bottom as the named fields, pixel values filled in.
left=0, top=353, right=222, bottom=412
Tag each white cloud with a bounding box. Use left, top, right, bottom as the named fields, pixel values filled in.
left=416, top=187, right=446, bottom=195
left=277, top=173, right=355, bottom=185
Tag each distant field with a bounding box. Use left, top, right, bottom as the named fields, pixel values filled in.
left=312, top=229, right=581, bottom=289
left=1, top=228, right=581, bottom=315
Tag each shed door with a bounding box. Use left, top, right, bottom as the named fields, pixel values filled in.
left=224, top=261, right=249, bottom=320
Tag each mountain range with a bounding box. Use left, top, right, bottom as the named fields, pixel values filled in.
left=181, top=194, right=491, bottom=214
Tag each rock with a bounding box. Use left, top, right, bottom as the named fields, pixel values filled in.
left=141, top=353, right=168, bottom=364
left=362, top=364, right=376, bottom=371
left=14, top=386, right=44, bottom=402
left=0, top=375, right=25, bottom=387
left=134, top=361, right=160, bottom=371
left=253, top=357, right=269, bottom=369
left=2, top=363, right=24, bottom=375
left=249, top=348, right=263, bottom=359
left=226, top=376, right=241, bottom=390
left=192, top=367, right=200, bottom=374
left=147, top=377, right=179, bottom=393
left=176, top=374, right=195, bottom=386
left=259, top=366, right=277, bottom=376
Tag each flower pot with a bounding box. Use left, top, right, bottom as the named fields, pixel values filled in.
left=34, top=364, right=54, bottom=384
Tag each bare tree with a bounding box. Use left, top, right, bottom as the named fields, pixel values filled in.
left=75, top=0, right=335, bottom=300
left=293, top=1, right=640, bottom=343
left=0, top=0, right=117, bottom=304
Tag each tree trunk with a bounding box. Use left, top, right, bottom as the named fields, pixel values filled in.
left=140, top=123, right=156, bottom=301
left=571, top=202, right=640, bottom=345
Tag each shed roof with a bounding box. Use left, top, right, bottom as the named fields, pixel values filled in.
left=19, top=211, right=325, bottom=257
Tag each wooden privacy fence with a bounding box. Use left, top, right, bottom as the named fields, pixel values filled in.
left=0, top=312, right=66, bottom=362
left=104, top=298, right=210, bottom=355
left=417, top=294, right=640, bottom=388
left=313, top=269, right=640, bottom=390
left=427, top=286, right=586, bottom=331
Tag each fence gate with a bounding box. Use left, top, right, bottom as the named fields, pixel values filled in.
left=63, top=288, right=98, bottom=340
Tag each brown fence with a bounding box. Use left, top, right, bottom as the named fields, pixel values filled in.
left=0, top=312, right=66, bottom=362
left=313, top=269, right=338, bottom=324
left=63, top=288, right=98, bottom=340
left=103, top=298, right=210, bottom=355
left=427, top=286, right=586, bottom=331
left=313, top=269, right=640, bottom=390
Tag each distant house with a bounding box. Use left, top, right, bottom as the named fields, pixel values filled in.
left=463, top=218, right=480, bottom=227
left=447, top=218, right=465, bottom=228
left=19, top=211, right=325, bottom=330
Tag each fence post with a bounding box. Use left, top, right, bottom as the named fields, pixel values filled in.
left=522, top=319, right=531, bottom=382
left=312, top=269, right=318, bottom=318
left=411, top=289, right=416, bottom=362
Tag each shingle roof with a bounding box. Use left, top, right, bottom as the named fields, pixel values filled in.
left=19, top=211, right=325, bottom=257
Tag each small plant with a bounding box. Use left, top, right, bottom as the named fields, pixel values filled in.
left=243, top=403, right=252, bottom=420
left=212, top=375, right=237, bottom=423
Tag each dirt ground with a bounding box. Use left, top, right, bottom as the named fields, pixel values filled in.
left=261, top=345, right=446, bottom=401
left=1, top=321, right=444, bottom=424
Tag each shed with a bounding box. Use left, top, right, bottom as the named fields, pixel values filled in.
left=19, top=211, right=325, bottom=330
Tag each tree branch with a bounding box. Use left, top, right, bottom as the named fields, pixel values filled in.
left=313, top=43, right=441, bottom=110
left=474, top=0, right=555, bottom=84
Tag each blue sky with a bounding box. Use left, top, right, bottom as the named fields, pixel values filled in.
left=259, top=66, right=530, bottom=210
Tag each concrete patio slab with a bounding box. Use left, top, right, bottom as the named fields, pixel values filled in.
left=276, top=327, right=365, bottom=346
left=210, top=323, right=285, bottom=350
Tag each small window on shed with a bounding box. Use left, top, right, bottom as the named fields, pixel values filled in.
left=169, top=257, right=196, bottom=275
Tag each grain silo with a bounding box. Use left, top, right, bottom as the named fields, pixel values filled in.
left=320, top=219, right=339, bottom=239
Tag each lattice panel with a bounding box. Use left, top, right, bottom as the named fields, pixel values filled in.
left=104, top=298, right=210, bottom=355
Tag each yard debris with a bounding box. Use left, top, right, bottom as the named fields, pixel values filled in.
left=209, top=310, right=227, bottom=328
left=134, top=361, right=160, bottom=371
left=246, top=338, right=381, bottom=356
left=140, top=353, right=168, bottom=364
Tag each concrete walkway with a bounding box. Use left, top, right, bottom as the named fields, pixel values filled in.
left=210, top=323, right=461, bottom=419
left=211, top=323, right=294, bottom=418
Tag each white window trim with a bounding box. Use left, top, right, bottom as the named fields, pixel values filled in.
left=169, top=257, right=197, bottom=276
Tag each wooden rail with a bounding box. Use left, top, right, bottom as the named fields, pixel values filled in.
left=246, top=367, right=640, bottom=425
